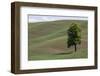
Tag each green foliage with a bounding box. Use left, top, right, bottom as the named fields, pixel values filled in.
left=67, top=23, right=81, bottom=49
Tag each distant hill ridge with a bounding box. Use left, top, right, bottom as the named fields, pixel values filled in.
left=29, top=19, right=87, bottom=24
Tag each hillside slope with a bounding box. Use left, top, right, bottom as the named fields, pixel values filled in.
left=28, top=20, right=88, bottom=60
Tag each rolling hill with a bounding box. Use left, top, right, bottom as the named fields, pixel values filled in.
left=28, top=20, right=88, bottom=60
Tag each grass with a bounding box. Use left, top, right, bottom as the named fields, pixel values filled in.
left=29, top=49, right=87, bottom=60
left=28, top=20, right=88, bottom=60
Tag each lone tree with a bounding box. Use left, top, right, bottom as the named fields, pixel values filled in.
left=67, top=23, right=81, bottom=52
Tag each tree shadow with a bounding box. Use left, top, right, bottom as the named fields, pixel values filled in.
left=55, top=51, right=74, bottom=55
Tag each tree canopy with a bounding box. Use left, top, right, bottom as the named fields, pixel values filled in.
left=67, top=23, right=81, bottom=52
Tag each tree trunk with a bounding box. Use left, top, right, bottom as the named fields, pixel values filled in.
left=74, top=44, right=77, bottom=52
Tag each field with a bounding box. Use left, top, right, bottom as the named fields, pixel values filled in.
left=28, top=20, right=88, bottom=60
